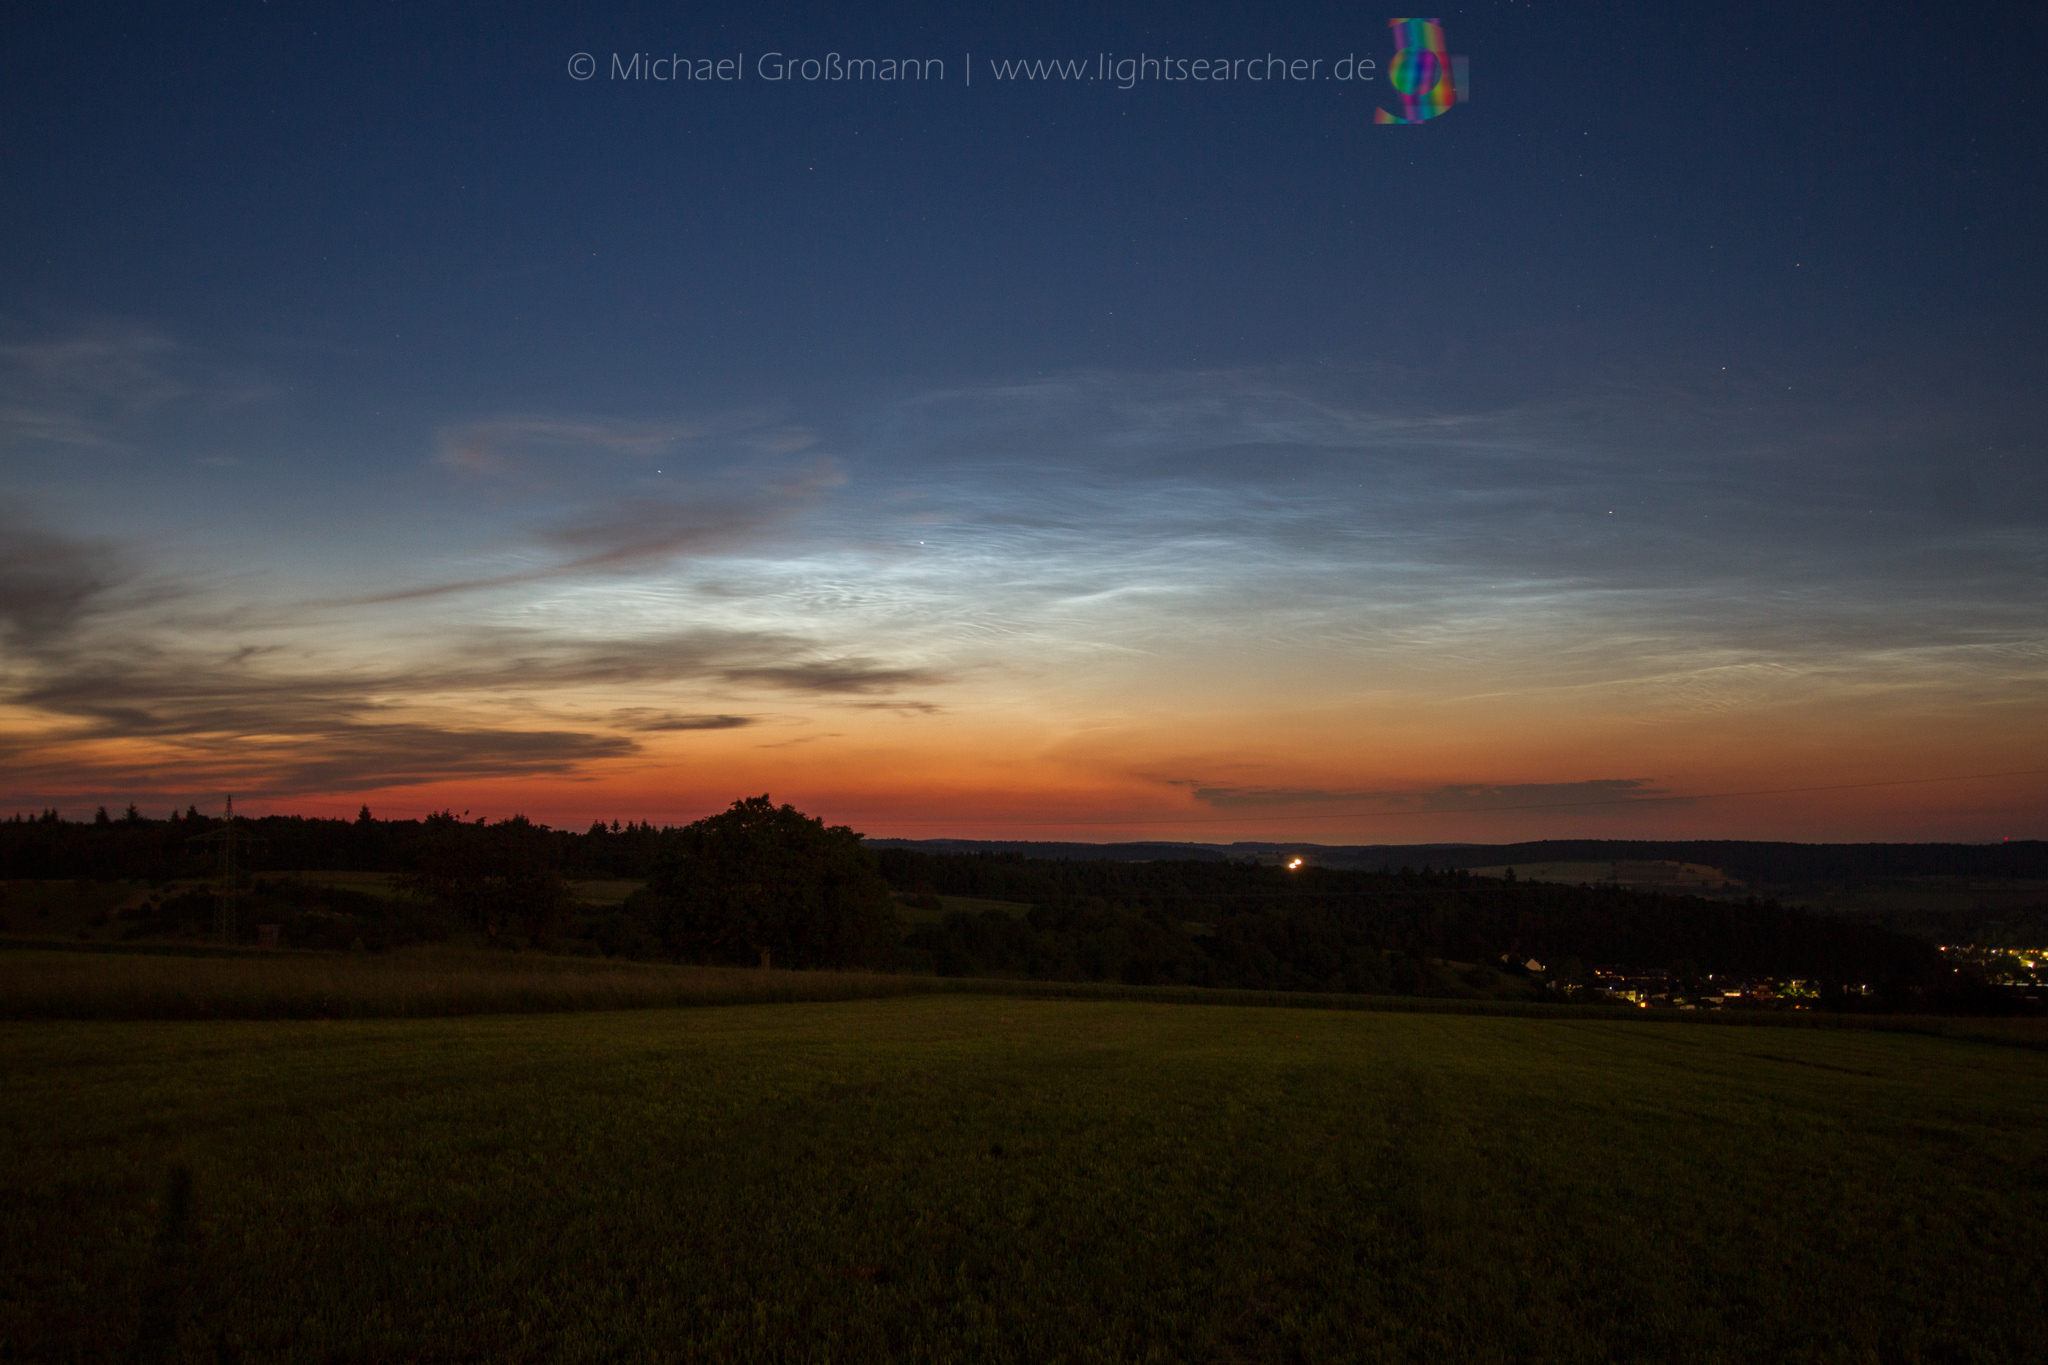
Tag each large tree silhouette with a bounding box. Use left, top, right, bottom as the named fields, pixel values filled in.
left=645, top=796, right=899, bottom=969
left=403, top=812, right=570, bottom=948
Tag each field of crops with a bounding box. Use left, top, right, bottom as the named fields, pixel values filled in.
left=0, top=945, right=929, bottom=1020
left=6, top=984, right=2045, bottom=1362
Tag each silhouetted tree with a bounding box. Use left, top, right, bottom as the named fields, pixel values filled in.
left=644, top=795, right=899, bottom=969
left=402, top=812, right=570, bottom=948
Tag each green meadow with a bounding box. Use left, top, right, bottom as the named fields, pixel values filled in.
left=6, top=982, right=2046, bottom=1363
left=0, top=946, right=927, bottom=1021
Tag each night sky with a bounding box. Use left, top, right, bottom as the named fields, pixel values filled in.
left=3, top=1, right=2043, bottom=840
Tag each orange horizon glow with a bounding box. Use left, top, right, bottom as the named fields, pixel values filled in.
left=44, top=747, right=2041, bottom=847
left=6, top=373, right=2042, bottom=845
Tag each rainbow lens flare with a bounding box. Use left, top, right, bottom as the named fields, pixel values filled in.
left=1376, top=18, right=1458, bottom=124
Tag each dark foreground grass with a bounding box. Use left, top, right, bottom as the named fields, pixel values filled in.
left=0, top=945, right=930, bottom=1020
left=9, top=945, right=2048, bottom=1055
left=5, top=998, right=2046, bottom=1363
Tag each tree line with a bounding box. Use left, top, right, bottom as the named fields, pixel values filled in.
left=9, top=807, right=2039, bottom=888
left=0, top=805, right=671, bottom=882
left=1, top=799, right=2026, bottom=1012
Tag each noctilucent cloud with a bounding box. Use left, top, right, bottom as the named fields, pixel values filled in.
left=2, top=1, right=2043, bottom=841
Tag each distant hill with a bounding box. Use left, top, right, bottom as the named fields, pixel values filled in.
left=861, top=839, right=1238, bottom=863
left=861, top=838, right=2048, bottom=885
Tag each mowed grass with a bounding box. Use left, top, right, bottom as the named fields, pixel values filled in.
left=0, top=946, right=926, bottom=1020
left=5, top=999, right=2046, bottom=1363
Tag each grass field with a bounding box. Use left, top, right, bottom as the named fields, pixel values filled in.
left=10, top=945, right=2048, bottom=1048
left=0, top=946, right=933, bottom=1020
left=5, top=993, right=2046, bottom=1363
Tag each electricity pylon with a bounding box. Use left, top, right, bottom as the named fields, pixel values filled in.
left=189, top=795, right=256, bottom=944
left=215, top=795, right=239, bottom=944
